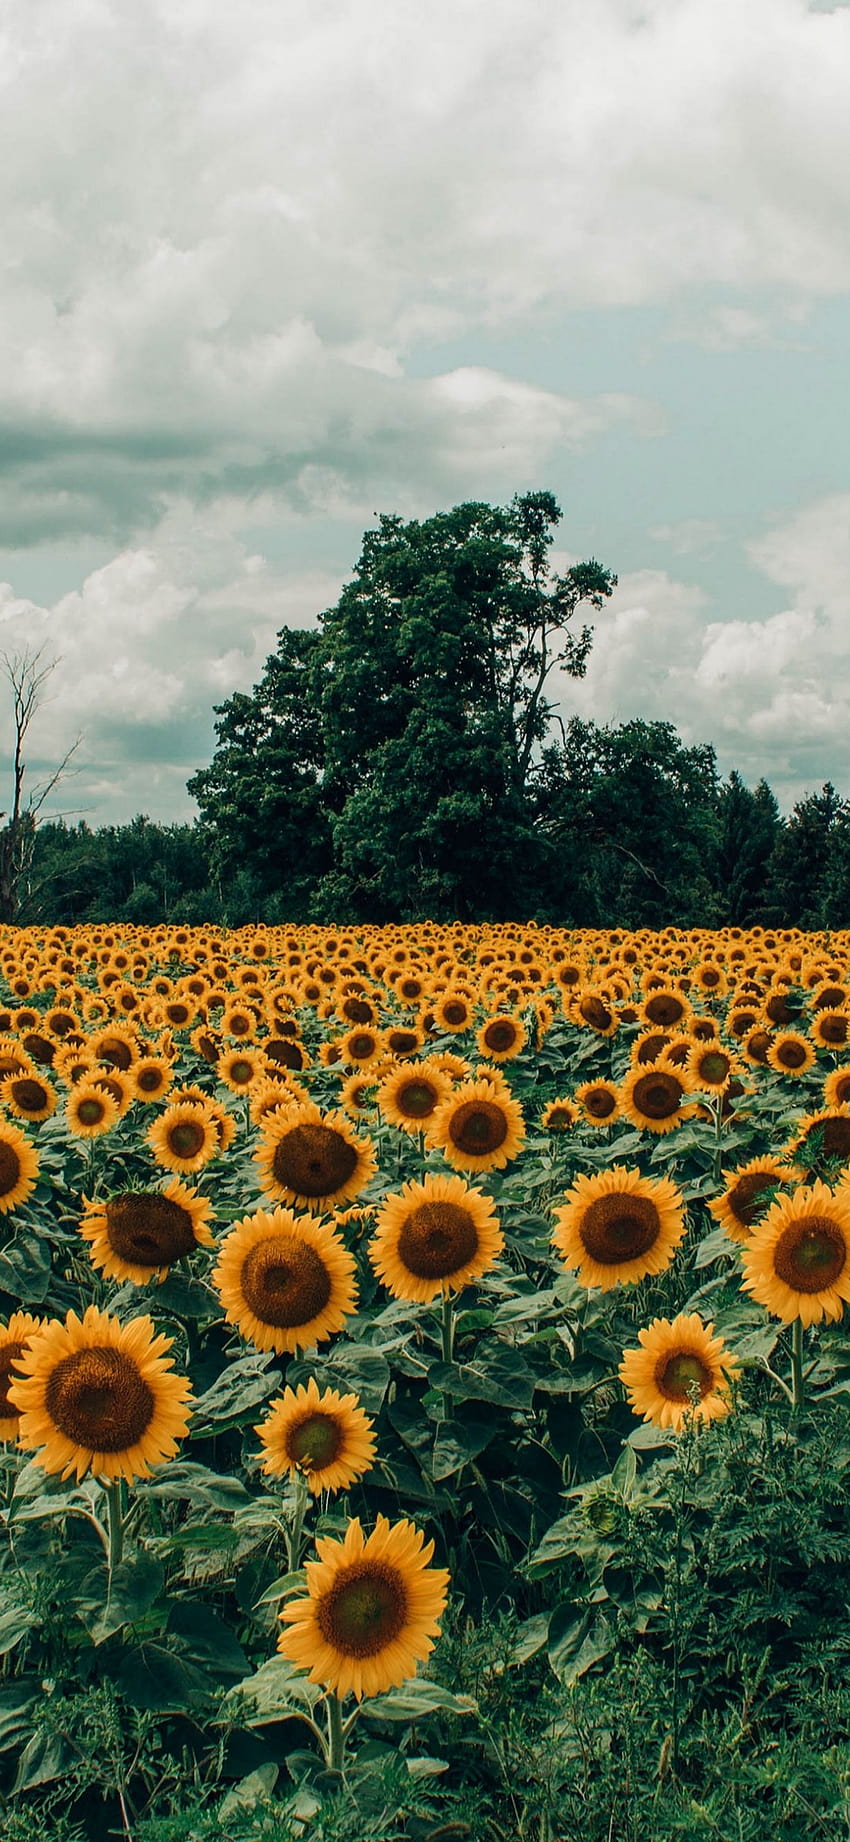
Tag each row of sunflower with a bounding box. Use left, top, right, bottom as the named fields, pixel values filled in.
left=1, top=921, right=850, bottom=1825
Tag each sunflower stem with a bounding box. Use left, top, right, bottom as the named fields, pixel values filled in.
left=790, top=1317, right=805, bottom=1415
left=711, top=1099, right=724, bottom=1183
left=104, top=1480, right=125, bottom=1577
left=286, top=1471, right=310, bottom=1574
left=326, top=1691, right=346, bottom=1773
left=439, top=1289, right=455, bottom=1365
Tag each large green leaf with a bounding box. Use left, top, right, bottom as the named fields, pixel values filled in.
left=73, top=1550, right=165, bottom=1644
left=190, top=1354, right=280, bottom=1432
left=220, top=1655, right=323, bottom=1727
left=0, top=1229, right=52, bottom=1302
left=547, top=1605, right=614, bottom=1684
left=138, top=1460, right=251, bottom=1510
left=431, top=1408, right=498, bottom=1481
left=365, top=1678, right=478, bottom=1721
left=428, top=1343, right=536, bottom=1409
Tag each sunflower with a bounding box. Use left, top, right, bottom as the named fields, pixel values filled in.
left=475, top=1014, right=527, bottom=1062
left=433, top=991, right=475, bottom=1034
left=338, top=1071, right=379, bottom=1121
left=0, top=1119, right=39, bottom=1215
left=766, top=1032, right=818, bottom=1077
left=685, top=1041, right=742, bottom=1092
left=574, top=1080, right=621, bottom=1125
left=79, top=1179, right=215, bottom=1285
left=540, top=1097, right=579, bottom=1132
left=255, top=1378, right=376, bottom=1494
left=339, top=1026, right=384, bottom=1068
left=130, top=1055, right=175, bottom=1103
left=811, top=1008, right=850, bottom=1051
left=254, top=1101, right=376, bottom=1213
left=0, top=1313, right=43, bottom=1440
left=619, top=1314, right=740, bottom=1431
left=65, top=1080, right=121, bottom=1140
left=147, top=1100, right=222, bottom=1175
left=9, top=1305, right=193, bottom=1482
left=0, top=1070, right=58, bottom=1123
left=708, top=1155, right=791, bottom=1243
left=641, top=988, right=691, bottom=1030
left=377, top=1063, right=451, bottom=1134
left=88, top=1027, right=140, bottom=1072
left=369, top=1172, right=504, bottom=1304
left=277, top=1514, right=449, bottom=1701
left=212, top=1207, right=358, bottom=1354
left=427, top=1077, right=525, bottom=1174
left=824, top=1067, right=850, bottom=1111
left=783, top=1106, right=850, bottom=1173
left=570, top=990, right=618, bottom=1036
left=384, top=1025, right=425, bottom=1059
left=216, top=1046, right=268, bottom=1094
left=248, top=1074, right=307, bottom=1128
left=552, top=1166, right=686, bottom=1290
left=740, top=1182, right=850, bottom=1324
left=619, top=1062, right=691, bottom=1135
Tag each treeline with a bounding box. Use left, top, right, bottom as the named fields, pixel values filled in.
left=11, top=492, right=850, bottom=930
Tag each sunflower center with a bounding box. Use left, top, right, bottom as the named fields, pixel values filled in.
left=105, top=1194, right=197, bottom=1267
left=443, top=1003, right=468, bottom=1026
left=580, top=1193, right=661, bottom=1265
left=45, top=1347, right=154, bottom=1452
left=820, top=1015, right=849, bottom=1044
left=698, top=1053, right=731, bottom=1086
left=447, top=1100, right=508, bottom=1156
left=546, top=1106, right=573, bottom=1129
left=228, top=1059, right=255, bottom=1086
left=168, top=1120, right=206, bottom=1158
left=645, top=995, right=686, bottom=1026
left=728, top=1171, right=778, bottom=1228
left=317, top=1560, right=408, bottom=1658
left=0, top=1341, right=26, bottom=1417
left=821, top=1118, right=850, bottom=1159
left=584, top=1086, right=617, bottom=1119
left=10, top=1078, right=49, bottom=1111
left=483, top=1021, right=518, bottom=1053
left=271, top=1123, right=358, bottom=1199
left=656, top=1350, right=712, bottom=1403
left=396, top=1081, right=439, bottom=1120
left=773, top=1217, right=847, bottom=1292
left=387, top=1031, right=420, bottom=1055
left=631, top=1072, right=682, bottom=1120
left=286, top=1411, right=343, bottom=1470
left=240, top=1235, right=333, bottom=1327
left=396, top=1201, right=479, bottom=1279
left=0, top=1143, right=22, bottom=1196
left=267, top=1040, right=306, bottom=1069
left=579, top=998, right=612, bottom=1031
left=348, top=1034, right=376, bottom=1059
left=78, top=1097, right=107, bottom=1125
left=777, top=1040, right=807, bottom=1068
left=137, top=1066, right=166, bottom=1091
left=343, top=999, right=374, bottom=1024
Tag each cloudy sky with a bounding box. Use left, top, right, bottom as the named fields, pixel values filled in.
left=2, top=0, right=850, bottom=828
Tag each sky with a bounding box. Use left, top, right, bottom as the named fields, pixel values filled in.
left=1, top=0, right=850, bottom=829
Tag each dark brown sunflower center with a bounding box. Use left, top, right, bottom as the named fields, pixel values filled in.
left=396, top=1080, right=440, bottom=1119
left=483, top=1020, right=518, bottom=1053
left=387, top=1031, right=420, bottom=1056
left=267, top=1040, right=305, bottom=1069
left=77, top=1097, right=107, bottom=1125
left=0, top=1341, right=26, bottom=1417
left=447, top=1100, right=508, bottom=1156
left=240, top=1235, right=333, bottom=1327
left=546, top=1106, right=574, bottom=1129
left=227, top=1059, right=255, bottom=1086
left=584, top=1086, right=617, bottom=1119
left=286, top=1411, right=344, bottom=1470
left=105, top=1194, right=197, bottom=1267
left=834, top=1077, right=850, bottom=1106
left=8, top=1077, right=48, bottom=1112
left=745, top=1030, right=772, bottom=1064
left=168, top=1120, right=206, bottom=1158
left=579, top=998, right=612, bottom=1031
left=343, top=998, right=375, bottom=1024
left=137, top=1065, right=167, bottom=1091
left=820, top=1118, right=850, bottom=1158
left=396, top=1201, right=479, bottom=1279
left=442, top=1002, right=469, bottom=1026
left=698, top=1052, right=731, bottom=1086
left=98, top=1039, right=134, bottom=1070
left=773, top=1217, right=847, bottom=1292
left=348, top=1034, right=377, bottom=1059
left=0, top=1143, right=22, bottom=1195
left=631, top=1072, right=683, bottom=1120
left=656, top=1350, right=712, bottom=1403
left=317, top=1559, right=408, bottom=1658
left=765, top=994, right=798, bottom=1026
left=819, top=1014, right=849, bottom=1044
left=727, top=1171, right=779, bottom=1228
left=636, top=1033, right=670, bottom=1065
left=645, top=995, right=686, bottom=1026
left=271, top=1124, right=358, bottom=1198
left=777, top=1040, right=807, bottom=1068
left=45, top=1347, right=154, bottom=1452
left=580, top=1193, right=661, bottom=1265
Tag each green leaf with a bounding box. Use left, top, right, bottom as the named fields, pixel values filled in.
left=431, top=1408, right=497, bottom=1481
left=219, top=1655, right=323, bottom=1726
left=0, top=1230, right=52, bottom=1302
left=509, top=1612, right=551, bottom=1665
left=218, top=1763, right=279, bottom=1818
left=13, top=1728, right=76, bottom=1793
left=548, top=1606, right=613, bottom=1684
left=138, top=1460, right=251, bottom=1510
left=428, top=1343, right=536, bottom=1409
left=0, top=1682, right=37, bottom=1752
left=190, top=1355, right=280, bottom=1432
left=0, top=1602, right=34, bottom=1657
left=74, top=1551, right=165, bottom=1644
left=610, top=1445, right=637, bottom=1499
left=365, top=1678, right=478, bottom=1721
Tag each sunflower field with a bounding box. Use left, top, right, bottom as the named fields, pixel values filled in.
left=4, top=923, right=850, bottom=1840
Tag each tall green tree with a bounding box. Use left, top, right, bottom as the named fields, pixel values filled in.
left=189, top=491, right=617, bottom=922
left=763, top=782, right=848, bottom=928
left=715, top=771, right=780, bottom=925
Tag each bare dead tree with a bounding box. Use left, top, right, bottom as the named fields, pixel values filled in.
left=0, top=645, right=83, bottom=924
